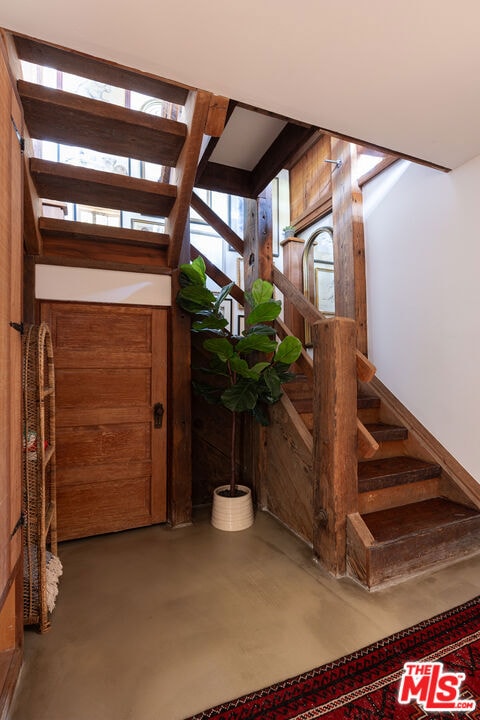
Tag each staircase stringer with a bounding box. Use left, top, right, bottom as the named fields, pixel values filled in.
left=167, top=89, right=213, bottom=267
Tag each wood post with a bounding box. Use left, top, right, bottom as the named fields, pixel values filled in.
left=312, top=317, right=358, bottom=576
left=330, top=139, right=368, bottom=355
left=243, top=187, right=273, bottom=506
left=168, top=267, right=192, bottom=526
left=280, top=236, right=305, bottom=343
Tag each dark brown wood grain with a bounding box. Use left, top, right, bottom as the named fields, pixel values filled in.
left=18, top=80, right=187, bottom=166
left=13, top=32, right=190, bottom=105
left=30, top=157, right=177, bottom=216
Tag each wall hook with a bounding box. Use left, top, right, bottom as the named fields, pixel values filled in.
left=324, top=159, right=342, bottom=170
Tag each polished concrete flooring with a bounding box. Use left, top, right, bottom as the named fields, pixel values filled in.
left=10, top=509, right=480, bottom=720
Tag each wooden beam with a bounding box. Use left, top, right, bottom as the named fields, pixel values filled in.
left=167, top=90, right=212, bottom=267
left=12, top=32, right=190, bottom=105
left=34, top=254, right=170, bottom=275
left=194, top=161, right=253, bottom=198
left=39, top=217, right=170, bottom=248
left=251, top=124, right=317, bottom=197
left=331, top=138, right=368, bottom=355
left=18, top=80, right=187, bottom=166
left=312, top=317, right=358, bottom=576
left=168, top=268, right=192, bottom=526
left=190, top=192, right=244, bottom=255
left=190, top=246, right=245, bottom=306
left=195, top=101, right=237, bottom=184
left=29, top=157, right=177, bottom=216
left=23, top=144, right=43, bottom=255
left=204, top=95, right=229, bottom=138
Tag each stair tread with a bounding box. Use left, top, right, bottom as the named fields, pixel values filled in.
left=19, top=80, right=187, bottom=167
left=358, top=456, right=441, bottom=492
left=14, top=33, right=189, bottom=106
left=364, top=422, right=408, bottom=441
left=30, top=158, right=177, bottom=216
left=362, top=498, right=480, bottom=544
left=39, top=217, right=170, bottom=248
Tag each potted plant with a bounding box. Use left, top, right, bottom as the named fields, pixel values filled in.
left=176, top=256, right=302, bottom=531
left=282, top=225, right=296, bottom=239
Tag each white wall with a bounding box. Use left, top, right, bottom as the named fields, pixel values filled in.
left=35, top=265, right=171, bottom=306
left=363, top=157, right=480, bottom=482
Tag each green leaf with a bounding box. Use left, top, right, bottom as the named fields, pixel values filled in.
left=262, top=366, right=283, bottom=401
left=246, top=300, right=281, bottom=325
left=176, top=285, right=215, bottom=313
left=214, top=282, right=234, bottom=311
left=250, top=361, right=270, bottom=375
left=179, top=256, right=206, bottom=285
left=192, top=316, right=228, bottom=332
left=251, top=279, right=273, bottom=305
left=229, top=354, right=251, bottom=377
left=203, top=337, right=234, bottom=362
left=274, top=336, right=302, bottom=364
left=221, top=381, right=258, bottom=412
left=236, top=334, right=277, bottom=354
left=242, top=324, right=277, bottom=337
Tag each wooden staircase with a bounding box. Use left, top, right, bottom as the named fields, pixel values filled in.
left=7, top=31, right=225, bottom=271
left=285, top=380, right=480, bottom=589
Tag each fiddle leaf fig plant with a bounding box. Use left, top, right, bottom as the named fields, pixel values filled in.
left=177, top=256, right=302, bottom=496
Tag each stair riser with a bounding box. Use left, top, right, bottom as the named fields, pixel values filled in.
left=357, top=407, right=380, bottom=424
left=362, top=520, right=480, bottom=589
left=359, top=441, right=409, bottom=461
left=358, top=478, right=441, bottom=514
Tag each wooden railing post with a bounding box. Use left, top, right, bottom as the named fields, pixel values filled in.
left=280, top=236, right=305, bottom=343
left=312, top=317, right=358, bottom=576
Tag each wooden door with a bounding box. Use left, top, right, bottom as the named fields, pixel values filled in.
left=0, top=35, right=23, bottom=715
left=40, top=302, right=168, bottom=540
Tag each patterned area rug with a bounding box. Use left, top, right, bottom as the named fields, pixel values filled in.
left=185, top=595, right=479, bottom=719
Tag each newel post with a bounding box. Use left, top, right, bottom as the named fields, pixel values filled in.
left=312, top=317, right=358, bottom=576
left=280, top=236, right=305, bottom=344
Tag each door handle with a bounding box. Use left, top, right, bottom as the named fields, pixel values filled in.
left=153, top=402, right=164, bottom=429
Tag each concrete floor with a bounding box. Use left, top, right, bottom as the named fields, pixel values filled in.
left=10, top=508, right=480, bottom=720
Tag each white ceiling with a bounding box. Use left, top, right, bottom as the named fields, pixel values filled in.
left=2, top=0, right=480, bottom=170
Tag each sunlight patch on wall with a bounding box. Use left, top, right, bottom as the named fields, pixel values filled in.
left=363, top=160, right=411, bottom=219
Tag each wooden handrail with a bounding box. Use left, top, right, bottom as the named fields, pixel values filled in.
left=273, top=266, right=327, bottom=326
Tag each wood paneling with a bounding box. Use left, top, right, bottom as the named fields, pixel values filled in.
left=264, top=395, right=314, bottom=544
left=289, top=133, right=332, bottom=226
left=41, top=302, right=168, bottom=540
